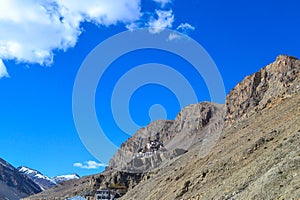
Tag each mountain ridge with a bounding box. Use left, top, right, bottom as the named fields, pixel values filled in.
left=25, top=55, right=300, bottom=199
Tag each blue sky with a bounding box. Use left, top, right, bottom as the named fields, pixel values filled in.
left=0, top=0, right=300, bottom=177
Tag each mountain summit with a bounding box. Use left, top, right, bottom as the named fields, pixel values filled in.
left=18, top=166, right=56, bottom=190
left=52, top=174, right=80, bottom=184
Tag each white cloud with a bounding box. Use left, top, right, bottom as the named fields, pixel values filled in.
left=148, top=10, right=174, bottom=34
left=0, top=0, right=142, bottom=78
left=0, top=1, right=191, bottom=78
left=73, top=160, right=108, bottom=169
left=167, top=23, right=195, bottom=41
left=153, top=0, right=173, bottom=7
left=0, top=59, right=9, bottom=78
left=177, top=23, right=195, bottom=32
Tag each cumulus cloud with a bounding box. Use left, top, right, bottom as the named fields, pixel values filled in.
left=0, top=0, right=141, bottom=78
left=73, top=161, right=108, bottom=169
left=0, top=0, right=192, bottom=78
left=148, top=10, right=174, bottom=34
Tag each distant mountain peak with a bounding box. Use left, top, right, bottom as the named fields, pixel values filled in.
left=18, top=166, right=56, bottom=190
left=18, top=166, right=80, bottom=191
left=52, top=173, right=80, bottom=184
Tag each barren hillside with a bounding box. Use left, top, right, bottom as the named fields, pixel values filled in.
left=26, top=55, right=300, bottom=200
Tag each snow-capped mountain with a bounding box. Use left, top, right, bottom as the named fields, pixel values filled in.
left=18, top=166, right=56, bottom=190
left=0, top=159, right=41, bottom=200
left=18, top=166, right=80, bottom=190
left=52, top=174, right=80, bottom=184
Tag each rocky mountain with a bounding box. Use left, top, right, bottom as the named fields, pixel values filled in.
left=121, top=55, right=300, bottom=200
left=25, top=55, right=300, bottom=200
left=18, top=166, right=81, bottom=190
left=122, top=93, right=300, bottom=200
left=0, top=158, right=42, bottom=200
left=18, top=166, right=56, bottom=190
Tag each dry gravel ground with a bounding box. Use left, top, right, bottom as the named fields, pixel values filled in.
left=121, top=94, right=300, bottom=200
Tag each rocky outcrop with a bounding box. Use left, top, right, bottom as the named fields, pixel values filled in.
left=109, top=102, right=225, bottom=172
left=108, top=120, right=174, bottom=171
left=226, top=55, right=300, bottom=125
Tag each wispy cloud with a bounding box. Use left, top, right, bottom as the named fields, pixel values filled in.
left=177, top=23, right=195, bottom=32
left=148, top=10, right=174, bottom=34
left=167, top=23, right=195, bottom=41
left=73, top=161, right=108, bottom=169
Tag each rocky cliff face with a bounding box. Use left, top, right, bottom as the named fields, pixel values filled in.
left=226, top=55, right=300, bottom=125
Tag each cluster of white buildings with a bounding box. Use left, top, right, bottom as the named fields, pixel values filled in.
left=135, top=136, right=164, bottom=158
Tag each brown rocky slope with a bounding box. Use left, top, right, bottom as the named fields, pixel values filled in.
left=26, top=55, right=300, bottom=199
left=121, top=55, right=300, bottom=200
left=122, top=93, right=300, bottom=200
